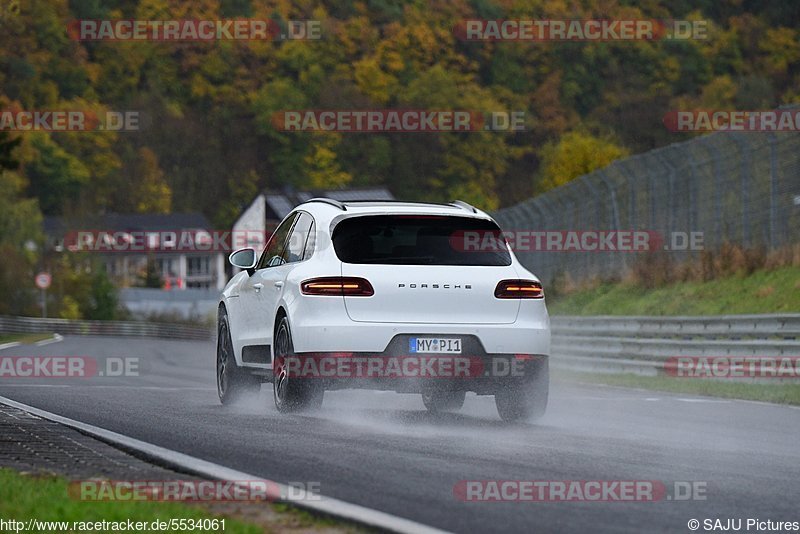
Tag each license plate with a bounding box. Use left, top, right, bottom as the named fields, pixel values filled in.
left=409, top=337, right=462, bottom=354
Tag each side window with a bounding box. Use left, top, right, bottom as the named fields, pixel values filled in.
left=257, top=213, right=297, bottom=270
left=303, top=220, right=316, bottom=260
left=282, top=212, right=314, bottom=264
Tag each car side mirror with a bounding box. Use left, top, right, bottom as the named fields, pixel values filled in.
left=229, top=247, right=257, bottom=275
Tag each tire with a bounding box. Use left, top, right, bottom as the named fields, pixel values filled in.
left=272, top=317, right=324, bottom=413
left=495, top=358, right=549, bottom=422
left=422, top=390, right=466, bottom=413
left=216, top=307, right=260, bottom=404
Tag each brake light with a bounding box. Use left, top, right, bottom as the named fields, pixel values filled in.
left=301, top=277, right=374, bottom=296
left=494, top=279, right=543, bottom=299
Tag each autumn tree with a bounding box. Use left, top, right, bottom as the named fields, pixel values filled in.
left=536, top=131, right=629, bottom=193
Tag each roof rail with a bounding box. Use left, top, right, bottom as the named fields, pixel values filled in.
left=449, top=200, right=478, bottom=213
left=304, top=198, right=347, bottom=211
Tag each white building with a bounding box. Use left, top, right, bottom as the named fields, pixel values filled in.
left=44, top=212, right=226, bottom=290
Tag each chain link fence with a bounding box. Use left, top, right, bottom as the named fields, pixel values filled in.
left=493, top=130, right=800, bottom=283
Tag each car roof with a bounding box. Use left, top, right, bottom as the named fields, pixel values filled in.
left=296, top=198, right=493, bottom=221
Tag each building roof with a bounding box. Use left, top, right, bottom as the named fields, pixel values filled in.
left=264, top=195, right=296, bottom=220
left=264, top=187, right=395, bottom=219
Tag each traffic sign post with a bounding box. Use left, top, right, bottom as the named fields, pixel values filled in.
left=35, top=272, right=51, bottom=318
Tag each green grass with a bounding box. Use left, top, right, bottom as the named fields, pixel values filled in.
left=271, top=502, right=358, bottom=529
left=0, top=470, right=263, bottom=533
left=548, top=266, right=800, bottom=316
left=0, top=332, right=54, bottom=344
left=556, top=370, right=800, bottom=405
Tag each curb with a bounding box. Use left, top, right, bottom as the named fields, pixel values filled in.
left=0, top=396, right=449, bottom=534
left=35, top=333, right=64, bottom=346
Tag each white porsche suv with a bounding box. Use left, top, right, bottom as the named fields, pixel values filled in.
left=216, top=199, right=550, bottom=421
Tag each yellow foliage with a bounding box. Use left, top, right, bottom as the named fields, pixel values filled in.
left=134, top=147, right=171, bottom=214
left=353, top=57, right=398, bottom=105
left=59, top=296, right=82, bottom=320
left=760, top=28, right=800, bottom=76
left=538, top=132, right=628, bottom=193
left=701, top=76, right=737, bottom=108
left=305, top=135, right=352, bottom=190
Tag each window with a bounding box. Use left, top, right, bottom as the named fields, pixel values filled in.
left=332, top=215, right=512, bottom=266
left=303, top=220, right=316, bottom=260
left=187, top=257, right=210, bottom=276
left=282, top=212, right=314, bottom=264
left=257, top=213, right=297, bottom=269
left=156, top=258, right=176, bottom=276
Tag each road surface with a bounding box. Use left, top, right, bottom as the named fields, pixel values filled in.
left=1, top=336, right=798, bottom=533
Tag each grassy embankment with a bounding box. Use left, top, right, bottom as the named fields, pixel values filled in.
left=0, top=333, right=55, bottom=344
left=549, top=266, right=800, bottom=404
left=0, top=469, right=354, bottom=533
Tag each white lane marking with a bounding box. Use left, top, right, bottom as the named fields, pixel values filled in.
left=0, top=384, right=71, bottom=388
left=36, top=333, right=64, bottom=346
left=722, top=398, right=800, bottom=411
left=676, top=398, right=732, bottom=404
left=0, top=395, right=450, bottom=534
left=558, top=395, right=656, bottom=401
left=0, top=385, right=215, bottom=391
left=0, top=333, right=63, bottom=350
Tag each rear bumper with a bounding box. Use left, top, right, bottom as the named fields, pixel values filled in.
left=292, top=320, right=550, bottom=355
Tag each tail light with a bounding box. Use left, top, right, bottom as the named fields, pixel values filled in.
left=301, top=277, right=374, bottom=296
left=494, top=279, right=543, bottom=299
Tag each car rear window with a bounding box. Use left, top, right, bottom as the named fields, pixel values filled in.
left=332, top=215, right=512, bottom=266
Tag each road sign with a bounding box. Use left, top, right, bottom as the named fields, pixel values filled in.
left=35, top=272, right=51, bottom=290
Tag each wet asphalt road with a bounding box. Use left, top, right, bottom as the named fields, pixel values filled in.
left=1, top=336, right=798, bottom=533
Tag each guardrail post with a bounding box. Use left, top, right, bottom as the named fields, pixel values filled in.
left=700, top=137, right=723, bottom=248
left=731, top=135, right=752, bottom=247
left=768, top=132, right=778, bottom=250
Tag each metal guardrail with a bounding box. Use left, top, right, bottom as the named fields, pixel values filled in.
left=2, top=314, right=798, bottom=370
left=551, top=314, right=800, bottom=376
left=0, top=315, right=212, bottom=341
